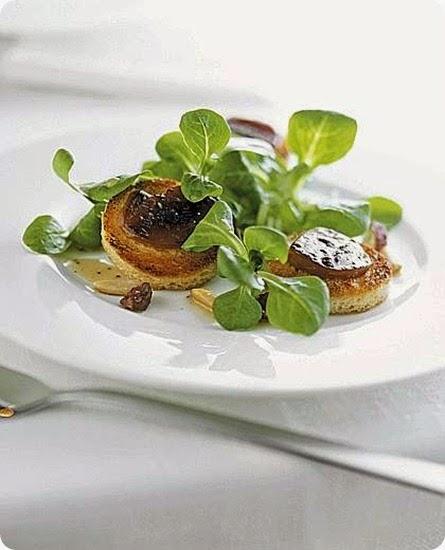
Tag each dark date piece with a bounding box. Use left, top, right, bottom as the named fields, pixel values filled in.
left=120, top=282, right=153, bottom=312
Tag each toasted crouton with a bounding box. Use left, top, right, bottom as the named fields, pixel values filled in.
left=268, top=245, right=392, bottom=314
left=102, top=179, right=217, bottom=290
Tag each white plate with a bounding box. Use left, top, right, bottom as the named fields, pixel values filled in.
left=2, top=116, right=444, bottom=396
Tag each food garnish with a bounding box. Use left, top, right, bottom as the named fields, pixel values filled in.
left=189, top=288, right=215, bottom=313
left=269, top=243, right=393, bottom=315
left=66, top=258, right=139, bottom=295
left=391, top=261, right=402, bottom=276
left=183, top=201, right=330, bottom=334
left=120, top=282, right=153, bottom=312
left=123, top=184, right=214, bottom=248
left=102, top=179, right=217, bottom=290
left=22, top=108, right=404, bottom=335
left=289, top=228, right=372, bottom=279
left=368, top=196, right=403, bottom=229
left=93, top=278, right=139, bottom=296
left=22, top=149, right=153, bottom=255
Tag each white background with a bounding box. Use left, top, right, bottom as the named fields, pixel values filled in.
left=1, top=0, right=445, bottom=173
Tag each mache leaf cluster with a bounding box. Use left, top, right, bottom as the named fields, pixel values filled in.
left=183, top=201, right=330, bottom=335
left=23, top=149, right=153, bottom=254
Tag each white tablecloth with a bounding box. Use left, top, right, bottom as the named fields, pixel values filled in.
left=1, top=395, right=443, bottom=550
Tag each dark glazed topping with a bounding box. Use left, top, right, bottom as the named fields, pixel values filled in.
left=120, top=282, right=153, bottom=312
left=124, top=184, right=214, bottom=249
left=289, top=227, right=372, bottom=279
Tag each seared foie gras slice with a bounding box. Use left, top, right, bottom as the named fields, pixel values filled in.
left=269, top=236, right=392, bottom=314
left=289, top=228, right=372, bottom=279
left=102, top=178, right=217, bottom=290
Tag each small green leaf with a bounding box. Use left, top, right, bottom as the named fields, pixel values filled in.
left=141, top=160, right=157, bottom=172
left=142, top=159, right=184, bottom=180
left=243, top=226, right=289, bottom=263
left=281, top=162, right=313, bottom=197
left=288, top=110, right=357, bottom=168
left=22, top=215, right=70, bottom=255
left=182, top=201, right=246, bottom=257
left=240, top=150, right=284, bottom=184
left=304, top=201, right=370, bottom=237
left=179, top=109, right=231, bottom=168
left=181, top=172, right=223, bottom=202
left=209, top=151, right=265, bottom=227
left=368, top=196, right=402, bottom=229
left=261, top=272, right=330, bottom=335
left=213, top=286, right=262, bottom=331
left=155, top=131, right=198, bottom=170
left=52, top=148, right=74, bottom=183
left=70, top=204, right=105, bottom=250
left=276, top=200, right=304, bottom=234
left=217, top=246, right=264, bottom=292
left=82, top=172, right=151, bottom=203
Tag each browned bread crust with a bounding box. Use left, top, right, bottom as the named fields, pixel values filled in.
left=102, top=179, right=217, bottom=290
left=268, top=244, right=393, bottom=314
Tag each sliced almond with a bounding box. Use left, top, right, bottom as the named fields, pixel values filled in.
left=391, top=261, right=402, bottom=276
left=190, top=288, right=215, bottom=313
left=93, top=277, right=140, bottom=296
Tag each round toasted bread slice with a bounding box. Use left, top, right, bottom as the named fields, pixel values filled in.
left=102, top=178, right=217, bottom=290
left=268, top=244, right=392, bottom=314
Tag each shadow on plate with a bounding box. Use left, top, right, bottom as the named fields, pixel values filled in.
left=36, top=262, right=347, bottom=380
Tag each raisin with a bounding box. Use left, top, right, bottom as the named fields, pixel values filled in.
left=120, top=282, right=153, bottom=312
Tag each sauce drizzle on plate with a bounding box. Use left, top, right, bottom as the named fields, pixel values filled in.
left=65, top=258, right=138, bottom=295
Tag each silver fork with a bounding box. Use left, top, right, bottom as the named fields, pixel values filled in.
left=1, top=365, right=444, bottom=496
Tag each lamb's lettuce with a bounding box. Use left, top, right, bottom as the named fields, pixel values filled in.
left=182, top=201, right=246, bottom=257
left=155, top=131, right=198, bottom=171
left=70, top=204, right=105, bottom=250
left=243, top=226, right=288, bottom=264
left=181, top=173, right=223, bottom=203
left=208, top=150, right=265, bottom=227
left=183, top=202, right=330, bottom=334
left=82, top=172, right=152, bottom=203
left=303, top=202, right=370, bottom=237
left=23, top=148, right=154, bottom=255
left=287, top=110, right=357, bottom=168
left=52, top=148, right=74, bottom=184
left=260, top=272, right=330, bottom=335
left=22, top=215, right=70, bottom=255
left=368, top=196, right=402, bottom=229
left=217, top=246, right=264, bottom=292
left=179, top=109, right=231, bottom=170
left=213, top=286, right=263, bottom=331
left=192, top=109, right=375, bottom=238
